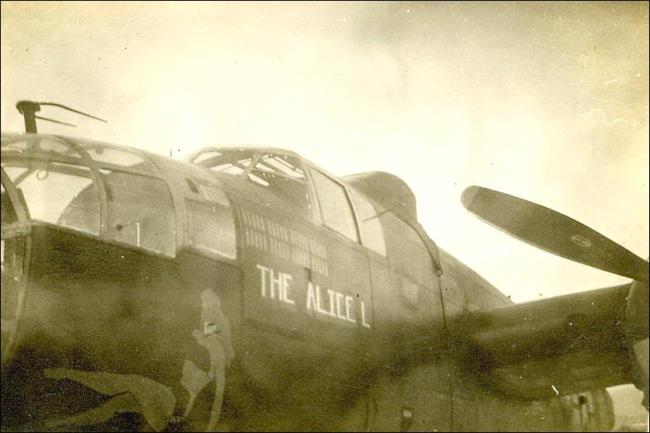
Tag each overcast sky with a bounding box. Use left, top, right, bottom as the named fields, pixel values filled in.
left=2, top=1, right=648, bottom=302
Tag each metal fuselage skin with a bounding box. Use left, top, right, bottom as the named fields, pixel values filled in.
left=0, top=133, right=614, bottom=431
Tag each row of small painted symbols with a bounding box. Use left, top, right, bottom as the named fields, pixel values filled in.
left=239, top=208, right=327, bottom=259
left=239, top=208, right=328, bottom=275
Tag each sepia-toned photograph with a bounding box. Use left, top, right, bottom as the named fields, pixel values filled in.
left=1, top=1, right=648, bottom=431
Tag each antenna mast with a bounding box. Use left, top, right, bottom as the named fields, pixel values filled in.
left=15, top=100, right=107, bottom=133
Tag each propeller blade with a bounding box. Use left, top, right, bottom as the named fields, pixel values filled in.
left=461, top=186, right=649, bottom=283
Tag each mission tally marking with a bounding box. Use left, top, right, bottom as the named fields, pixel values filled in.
left=240, top=208, right=329, bottom=276
left=256, top=264, right=371, bottom=328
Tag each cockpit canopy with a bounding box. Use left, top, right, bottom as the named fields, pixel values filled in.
left=187, top=147, right=312, bottom=215
left=188, top=147, right=419, bottom=224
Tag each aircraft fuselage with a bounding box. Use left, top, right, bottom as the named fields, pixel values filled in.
left=1, top=133, right=615, bottom=431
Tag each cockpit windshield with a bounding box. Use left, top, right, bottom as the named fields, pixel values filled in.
left=189, top=148, right=313, bottom=219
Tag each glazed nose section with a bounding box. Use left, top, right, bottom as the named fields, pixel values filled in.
left=1, top=236, right=29, bottom=368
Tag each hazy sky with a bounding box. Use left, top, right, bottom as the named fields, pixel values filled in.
left=2, top=1, right=648, bottom=302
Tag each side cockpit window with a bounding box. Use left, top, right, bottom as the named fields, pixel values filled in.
left=348, top=188, right=386, bottom=256
left=310, top=169, right=358, bottom=242
left=2, top=161, right=100, bottom=235
left=101, top=170, right=176, bottom=257
left=186, top=182, right=237, bottom=259
left=382, top=212, right=435, bottom=289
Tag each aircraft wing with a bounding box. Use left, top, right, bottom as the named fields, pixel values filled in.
left=450, top=283, right=644, bottom=400
left=455, top=186, right=649, bottom=403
